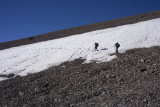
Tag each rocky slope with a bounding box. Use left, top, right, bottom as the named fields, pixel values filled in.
left=0, top=46, right=159, bottom=107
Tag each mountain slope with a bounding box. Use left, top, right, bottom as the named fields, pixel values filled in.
left=0, top=11, right=160, bottom=106
left=0, top=46, right=159, bottom=106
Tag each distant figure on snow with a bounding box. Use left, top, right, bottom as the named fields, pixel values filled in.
left=94, top=42, right=99, bottom=51
left=115, top=42, right=120, bottom=53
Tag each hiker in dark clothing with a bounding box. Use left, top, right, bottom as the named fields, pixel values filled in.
left=95, top=42, right=99, bottom=51
left=115, top=42, right=120, bottom=53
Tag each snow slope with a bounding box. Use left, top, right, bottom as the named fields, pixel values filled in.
left=0, top=18, right=160, bottom=81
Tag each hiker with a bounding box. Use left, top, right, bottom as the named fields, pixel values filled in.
left=94, top=42, right=99, bottom=51
left=115, top=42, right=120, bottom=53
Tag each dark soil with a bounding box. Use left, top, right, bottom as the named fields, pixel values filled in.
left=0, top=46, right=160, bottom=107
left=0, top=10, right=160, bottom=50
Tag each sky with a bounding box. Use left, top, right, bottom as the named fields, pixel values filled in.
left=0, top=0, right=160, bottom=43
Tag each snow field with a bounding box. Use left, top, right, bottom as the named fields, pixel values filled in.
left=0, top=18, right=160, bottom=81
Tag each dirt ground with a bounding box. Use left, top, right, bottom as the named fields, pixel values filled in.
left=0, top=46, right=160, bottom=107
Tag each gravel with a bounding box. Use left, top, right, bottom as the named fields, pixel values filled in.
left=0, top=46, right=160, bottom=107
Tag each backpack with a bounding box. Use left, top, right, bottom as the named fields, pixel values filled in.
left=115, top=43, right=120, bottom=48
left=95, top=43, right=99, bottom=47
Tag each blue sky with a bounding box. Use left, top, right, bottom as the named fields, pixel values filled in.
left=0, top=0, right=160, bottom=43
